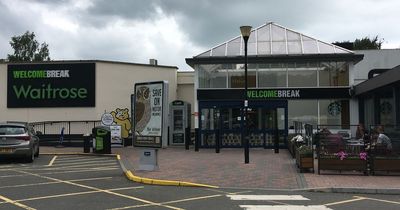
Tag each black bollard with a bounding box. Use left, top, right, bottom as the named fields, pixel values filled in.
left=185, top=127, right=190, bottom=150
left=195, top=128, right=199, bottom=152
left=215, top=129, right=220, bottom=153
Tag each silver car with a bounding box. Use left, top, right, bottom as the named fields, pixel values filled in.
left=0, top=122, right=39, bottom=162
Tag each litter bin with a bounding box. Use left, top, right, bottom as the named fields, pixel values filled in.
left=83, top=134, right=91, bottom=153
left=92, top=126, right=111, bottom=154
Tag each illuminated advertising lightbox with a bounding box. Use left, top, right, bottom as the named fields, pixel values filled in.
left=7, top=63, right=95, bottom=107
left=133, top=81, right=168, bottom=148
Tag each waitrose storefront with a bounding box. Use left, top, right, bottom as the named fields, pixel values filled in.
left=0, top=60, right=179, bottom=136
left=186, top=22, right=363, bottom=148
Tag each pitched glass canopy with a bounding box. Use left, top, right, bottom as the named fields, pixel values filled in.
left=195, top=22, right=353, bottom=58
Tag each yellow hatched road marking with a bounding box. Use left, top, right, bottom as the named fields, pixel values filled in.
left=13, top=186, right=144, bottom=202
left=109, top=190, right=254, bottom=210
left=0, top=176, right=113, bottom=189
left=47, top=155, right=57, bottom=166
left=14, top=170, right=183, bottom=210
left=0, top=194, right=36, bottom=210
left=1, top=167, right=118, bottom=178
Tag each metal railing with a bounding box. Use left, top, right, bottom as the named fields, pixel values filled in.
left=30, top=120, right=102, bottom=135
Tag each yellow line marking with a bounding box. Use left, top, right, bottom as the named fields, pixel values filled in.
left=324, top=197, right=367, bottom=206
left=15, top=186, right=144, bottom=202
left=117, top=154, right=121, bottom=160
left=14, top=170, right=182, bottom=210
left=0, top=176, right=113, bottom=189
left=0, top=194, right=36, bottom=210
left=49, top=162, right=118, bottom=169
left=47, top=155, right=57, bottom=166
left=2, top=167, right=118, bottom=178
left=355, top=196, right=400, bottom=205
left=51, top=159, right=116, bottom=166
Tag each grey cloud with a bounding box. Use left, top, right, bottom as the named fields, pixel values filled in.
left=83, top=0, right=330, bottom=47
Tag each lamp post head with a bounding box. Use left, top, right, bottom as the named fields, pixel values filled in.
left=240, top=26, right=252, bottom=40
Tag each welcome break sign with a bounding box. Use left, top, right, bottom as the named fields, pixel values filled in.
left=7, top=63, right=95, bottom=108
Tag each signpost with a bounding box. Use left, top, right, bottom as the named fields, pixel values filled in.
left=133, top=81, right=169, bottom=170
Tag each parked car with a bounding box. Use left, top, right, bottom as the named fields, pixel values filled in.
left=0, top=122, right=39, bottom=162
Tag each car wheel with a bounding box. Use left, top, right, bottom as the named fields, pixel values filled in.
left=34, top=145, right=39, bottom=157
left=25, top=149, right=34, bottom=163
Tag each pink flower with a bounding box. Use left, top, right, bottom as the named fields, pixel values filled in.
left=334, top=151, right=347, bottom=160
left=359, top=152, right=367, bottom=160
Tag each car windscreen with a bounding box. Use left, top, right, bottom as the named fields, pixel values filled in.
left=0, top=125, right=27, bottom=135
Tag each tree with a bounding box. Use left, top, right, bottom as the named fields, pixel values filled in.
left=333, top=35, right=384, bottom=50
left=7, top=31, right=50, bottom=62
left=354, top=35, right=383, bottom=50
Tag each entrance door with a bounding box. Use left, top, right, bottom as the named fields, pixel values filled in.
left=199, top=100, right=287, bottom=148
left=262, top=107, right=287, bottom=148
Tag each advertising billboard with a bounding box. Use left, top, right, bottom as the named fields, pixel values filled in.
left=7, top=63, right=95, bottom=108
left=133, top=81, right=168, bottom=148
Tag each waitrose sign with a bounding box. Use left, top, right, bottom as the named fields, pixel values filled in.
left=7, top=63, right=95, bottom=108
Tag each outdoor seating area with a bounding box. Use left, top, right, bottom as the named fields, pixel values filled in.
left=289, top=123, right=400, bottom=176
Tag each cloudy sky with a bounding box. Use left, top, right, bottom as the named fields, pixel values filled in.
left=0, top=0, right=399, bottom=70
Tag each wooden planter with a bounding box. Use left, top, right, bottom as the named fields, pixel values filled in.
left=296, top=151, right=314, bottom=173
left=318, top=156, right=367, bottom=175
left=371, top=157, right=400, bottom=174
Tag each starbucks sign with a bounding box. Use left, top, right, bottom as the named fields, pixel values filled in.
left=7, top=63, right=95, bottom=108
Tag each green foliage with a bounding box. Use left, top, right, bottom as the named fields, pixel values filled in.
left=7, top=31, right=50, bottom=62
left=297, top=145, right=313, bottom=156
left=333, top=35, right=384, bottom=50
left=354, top=35, right=383, bottom=50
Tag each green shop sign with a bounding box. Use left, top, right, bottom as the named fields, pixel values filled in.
left=247, top=89, right=300, bottom=99
left=7, top=63, right=95, bottom=108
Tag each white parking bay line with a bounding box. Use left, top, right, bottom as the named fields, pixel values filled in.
left=227, top=195, right=310, bottom=201
left=239, top=205, right=332, bottom=210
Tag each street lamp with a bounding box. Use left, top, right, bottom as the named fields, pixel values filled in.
left=240, top=25, right=252, bottom=164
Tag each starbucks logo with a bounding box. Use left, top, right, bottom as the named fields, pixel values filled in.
left=380, top=101, right=392, bottom=114
left=328, top=102, right=341, bottom=116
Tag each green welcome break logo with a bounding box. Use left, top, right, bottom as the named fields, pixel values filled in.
left=247, top=89, right=300, bottom=99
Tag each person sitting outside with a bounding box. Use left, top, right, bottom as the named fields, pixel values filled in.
left=376, top=125, right=392, bottom=154
left=356, top=123, right=365, bottom=140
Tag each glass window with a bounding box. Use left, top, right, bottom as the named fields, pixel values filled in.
left=318, top=41, right=334, bottom=53
left=288, top=41, right=302, bottom=54
left=319, top=62, right=349, bottom=86
left=227, top=37, right=241, bottom=56
left=364, top=97, right=374, bottom=128
left=258, top=42, right=271, bottom=54
left=228, top=64, right=256, bottom=88
left=210, top=68, right=227, bottom=88
left=380, top=95, right=395, bottom=126
left=287, top=30, right=300, bottom=41
left=272, top=41, right=286, bottom=54
left=258, top=63, right=287, bottom=87
left=211, top=44, right=226, bottom=56
left=302, top=36, right=318, bottom=54
left=288, top=63, right=317, bottom=87
left=319, top=100, right=349, bottom=127
left=288, top=100, right=318, bottom=127
left=271, top=25, right=285, bottom=41
left=257, top=25, right=270, bottom=41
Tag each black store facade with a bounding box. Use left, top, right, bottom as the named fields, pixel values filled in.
left=356, top=65, right=400, bottom=128
left=186, top=22, right=363, bottom=148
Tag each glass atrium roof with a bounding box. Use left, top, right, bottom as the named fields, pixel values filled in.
left=195, top=22, right=353, bottom=58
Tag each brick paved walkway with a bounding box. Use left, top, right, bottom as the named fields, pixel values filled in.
left=42, top=146, right=400, bottom=190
